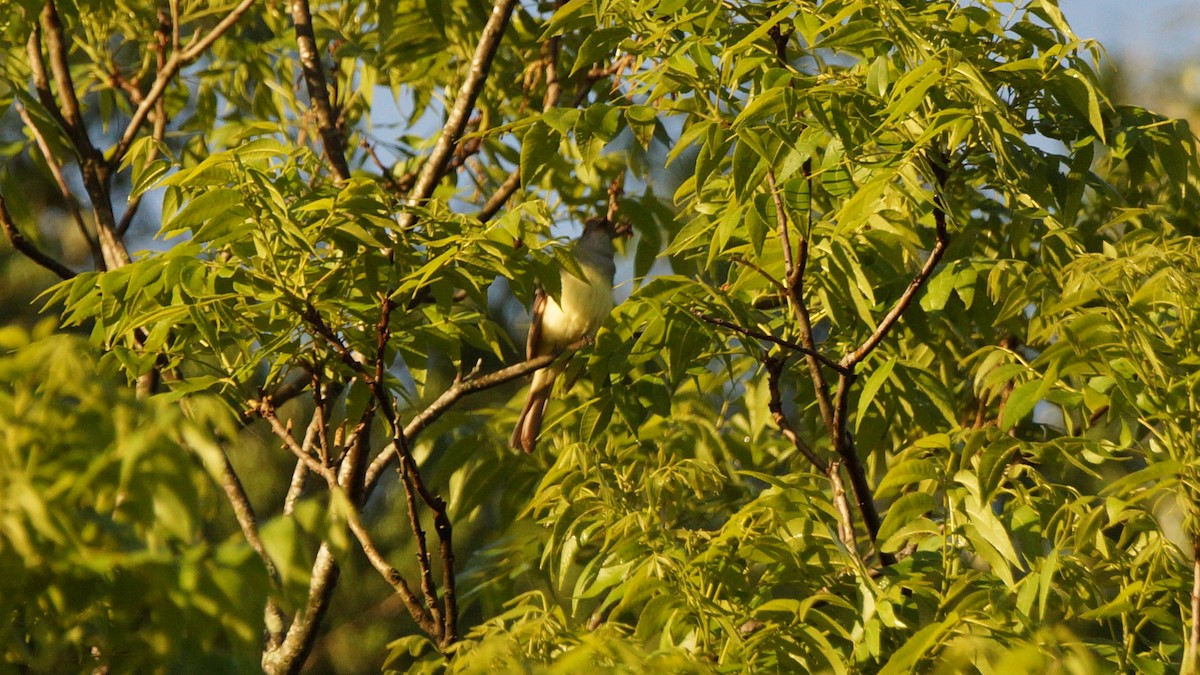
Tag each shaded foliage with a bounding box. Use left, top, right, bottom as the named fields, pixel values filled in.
left=1, top=0, right=1199, bottom=672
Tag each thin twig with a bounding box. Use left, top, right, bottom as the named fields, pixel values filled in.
left=258, top=401, right=337, bottom=483
left=212, top=449, right=289, bottom=636
left=362, top=295, right=400, bottom=438
left=302, top=303, right=377, bottom=385
left=692, top=310, right=851, bottom=376
left=606, top=172, right=624, bottom=223
left=477, top=170, right=522, bottom=223
left=311, top=376, right=332, bottom=468
left=362, top=139, right=403, bottom=192
left=384, top=428, right=458, bottom=646
left=0, top=193, right=74, bottom=279
left=374, top=291, right=457, bottom=644
left=365, top=295, right=443, bottom=634
left=731, top=255, right=786, bottom=294
left=765, top=358, right=828, bottom=472
left=291, top=0, right=351, bottom=182
left=839, top=191, right=950, bottom=368
left=394, top=445, right=443, bottom=638
left=771, top=174, right=796, bottom=284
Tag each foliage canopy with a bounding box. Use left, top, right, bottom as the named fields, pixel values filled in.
left=1, top=0, right=1199, bottom=672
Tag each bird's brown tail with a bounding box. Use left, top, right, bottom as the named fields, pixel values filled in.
left=511, top=387, right=551, bottom=453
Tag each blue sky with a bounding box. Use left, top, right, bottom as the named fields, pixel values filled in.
left=1062, top=0, right=1199, bottom=65
left=1060, top=0, right=1200, bottom=114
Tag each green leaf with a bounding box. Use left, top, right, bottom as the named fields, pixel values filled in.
left=520, top=122, right=561, bottom=186
left=1001, top=378, right=1042, bottom=431
left=876, top=457, right=939, bottom=499
left=573, top=27, right=628, bottom=75
left=877, top=491, right=937, bottom=545
left=855, top=357, right=896, bottom=433
left=162, top=188, right=248, bottom=237
left=878, top=614, right=957, bottom=675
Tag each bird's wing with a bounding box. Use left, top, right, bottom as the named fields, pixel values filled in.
left=527, top=287, right=547, bottom=360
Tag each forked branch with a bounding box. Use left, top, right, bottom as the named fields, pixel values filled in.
left=111, top=0, right=256, bottom=165
left=765, top=357, right=856, bottom=551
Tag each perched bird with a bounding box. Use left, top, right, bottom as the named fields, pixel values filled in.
left=510, top=217, right=618, bottom=453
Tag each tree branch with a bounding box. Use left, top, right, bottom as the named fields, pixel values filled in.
left=392, top=440, right=443, bottom=639
left=211, top=448, right=289, bottom=641
left=839, top=186, right=950, bottom=369
left=40, top=0, right=94, bottom=157
left=362, top=296, right=446, bottom=638
left=1190, top=533, right=1200, bottom=673
left=283, top=459, right=309, bottom=516
left=766, top=169, right=835, bottom=433
left=767, top=166, right=884, bottom=561
left=37, top=0, right=130, bottom=270
left=731, top=255, right=786, bottom=294
left=26, top=22, right=73, bottom=143
left=260, top=381, right=361, bottom=674
left=261, top=543, right=339, bottom=675
left=352, top=341, right=574, bottom=648
left=830, top=372, right=890, bottom=564
left=435, top=492, right=457, bottom=644
left=825, top=159, right=951, bottom=566
left=692, top=310, right=851, bottom=376
left=15, top=101, right=99, bottom=261
left=301, top=296, right=458, bottom=645
left=290, top=0, right=351, bottom=182
left=258, top=400, right=337, bottom=483
left=765, top=357, right=828, bottom=472
left=541, top=17, right=562, bottom=111
left=398, top=0, right=518, bottom=230
left=0, top=193, right=75, bottom=279
left=301, top=302, right=379, bottom=386
left=477, top=170, right=522, bottom=223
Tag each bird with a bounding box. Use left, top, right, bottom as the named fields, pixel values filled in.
left=510, top=217, right=618, bottom=453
